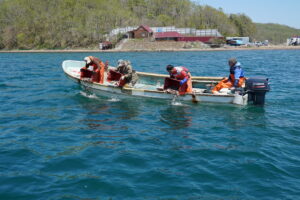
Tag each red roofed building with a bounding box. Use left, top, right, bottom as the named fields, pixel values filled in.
left=178, top=36, right=224, bottom=43
left=154, top=31, right=223, bottom=43
left=128, top=25, right=153, bottom=39
left=154, top=32, right=184, bottom=41
left=125, top=25, right=224, bottom=44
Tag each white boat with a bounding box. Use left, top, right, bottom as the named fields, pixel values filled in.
left=62, top=60, right=270, bottom=105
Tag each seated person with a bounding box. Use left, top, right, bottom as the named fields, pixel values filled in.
left=165, top=65, right=193, bottom=95
left=212, top=58, right=246, bottom=94
left=83, top=56, right=105, bottom=84
left=114, top=60, right=138, bottom=87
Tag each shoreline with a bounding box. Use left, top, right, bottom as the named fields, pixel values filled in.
left=1, top=45, right=300, bottom=53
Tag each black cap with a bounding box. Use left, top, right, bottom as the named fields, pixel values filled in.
left=166, top=65, right=174, bottom=71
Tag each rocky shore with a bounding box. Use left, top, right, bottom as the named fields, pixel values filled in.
left=1, top=41, right=300, bottom=53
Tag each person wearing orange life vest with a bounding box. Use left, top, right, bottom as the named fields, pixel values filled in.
left=84, top=56, right=105, bottom=84
left=166, top=65, right=193, bottom=95
left=212, top=58, right=246, bottom=94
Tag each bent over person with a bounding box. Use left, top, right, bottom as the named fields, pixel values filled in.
left=84, top=56, right=105, bottom=84
left=115, top=60, right=138, bottom=86
left=166, top=65, right=193, bottom=95
left=212, top=58, right=246, bottom=94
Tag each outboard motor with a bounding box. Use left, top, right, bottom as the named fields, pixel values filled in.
left=245, top=77, right=270, bottom=105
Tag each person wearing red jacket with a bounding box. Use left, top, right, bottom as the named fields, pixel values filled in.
left=84, top=56, right=105, bottom=84
left=166, top=65, right=193, bottom=95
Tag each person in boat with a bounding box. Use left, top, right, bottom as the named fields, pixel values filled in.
left=115, top=59, right=138, bottom=86
left=212, top=58, right=246, bottom=94
left=82, top=56, right=105, bottom=84
left=166, top=65, right=193, bottom=95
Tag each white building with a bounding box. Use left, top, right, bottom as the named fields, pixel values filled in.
left=287, top=36, right=300, bottom=45
left=109, top=26, right=222, bottom=37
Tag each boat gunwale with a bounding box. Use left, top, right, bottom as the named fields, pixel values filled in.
left=137, top=71, right=223, bottom=81
left=63, top=69, right=234, bottom=98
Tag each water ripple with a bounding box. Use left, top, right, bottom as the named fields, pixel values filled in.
left=0, top=50, right=300, bottom=200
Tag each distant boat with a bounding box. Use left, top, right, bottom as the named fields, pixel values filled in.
left=62, top=60, right=270, bottom=105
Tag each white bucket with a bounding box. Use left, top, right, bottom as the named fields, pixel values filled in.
left=233, top=93, right=244, bottom=105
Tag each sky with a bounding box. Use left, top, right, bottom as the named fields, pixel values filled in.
left=194, top=0, right=300, bottom=29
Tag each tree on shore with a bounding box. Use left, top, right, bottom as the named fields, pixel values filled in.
left=229, top=14, right=256, bottom=38
left=254, top=23, right=300, bottom=44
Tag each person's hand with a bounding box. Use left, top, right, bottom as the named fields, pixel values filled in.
left=120, top=76, right=125, bottom=80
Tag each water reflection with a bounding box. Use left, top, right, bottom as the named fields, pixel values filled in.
left=109, top=99, right=140, bottom=120
left=225, top=105, right=267, bottom=129
left=75, top=92, right=140, bottom=131
left=71, top=94, right=140, bottom=150
left=159, top=105, right=192, bottom=130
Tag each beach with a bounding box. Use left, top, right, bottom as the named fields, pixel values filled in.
left=1, top=44, right=300, bottom=53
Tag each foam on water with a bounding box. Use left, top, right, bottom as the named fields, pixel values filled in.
left=171, top=94, right=185, bottom=106
left=107, top=97, right=121, bottom=102
left=80, top=91, right=98, bottom=99
left=171, top=100, right=184, bottom=106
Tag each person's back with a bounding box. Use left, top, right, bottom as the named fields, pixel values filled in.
left=229, top=61, right=244, bottom=86
left=166, top=65, right=192, bottom=94
left=171, top=66, right=189, bottom=79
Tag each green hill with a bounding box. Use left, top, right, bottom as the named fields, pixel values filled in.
left=254, top=23, right=300, bottom=44
left=0, top=0, right=298, bottom=49
left=0, top=0, right=257, bottom=49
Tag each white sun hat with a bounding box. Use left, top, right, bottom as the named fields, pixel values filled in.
left=84, top=57, right=92, bottom=64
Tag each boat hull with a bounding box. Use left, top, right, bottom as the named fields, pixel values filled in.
left=62, top=60, right=248, bottom=105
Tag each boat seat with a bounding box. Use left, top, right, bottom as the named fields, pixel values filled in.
left=80, top=68, right=93, bottom=78
left=192, top=88, right=207, bottom=94
left=107, top=70, right=122, bottom=81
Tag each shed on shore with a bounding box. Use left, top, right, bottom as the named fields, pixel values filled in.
left=154, top=32, right=184, bottom=41
left=178, top=36, right=224, bottom=43
left=128, top=25, right=153, bottom=39
left=154, top=31, right=223, bottom=43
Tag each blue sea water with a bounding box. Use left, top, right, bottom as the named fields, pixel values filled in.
left=0, top=50, right=299, bottom=200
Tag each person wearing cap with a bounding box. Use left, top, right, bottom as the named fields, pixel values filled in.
left=166, top=65, right=192, bottom=95
left=212, top=58, right=246, bottom=94
left=115, top=60, right=138, bottom=86
left=83, top=56, right=105, bottom=84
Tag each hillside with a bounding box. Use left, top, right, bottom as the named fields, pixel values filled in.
left=0, top=0, right=298, bottom=49
left=254, top=23, right=300, bottom=44
left=0, top=0, right=255, bottom=50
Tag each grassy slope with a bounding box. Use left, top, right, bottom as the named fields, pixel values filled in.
left=254, top=23, right=300, bottom=44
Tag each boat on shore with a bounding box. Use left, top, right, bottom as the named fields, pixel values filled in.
left=62, top=60, right=270, bottom=106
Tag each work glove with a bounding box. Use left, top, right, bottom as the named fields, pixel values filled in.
left=179, top=78, right=187, bottom=85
